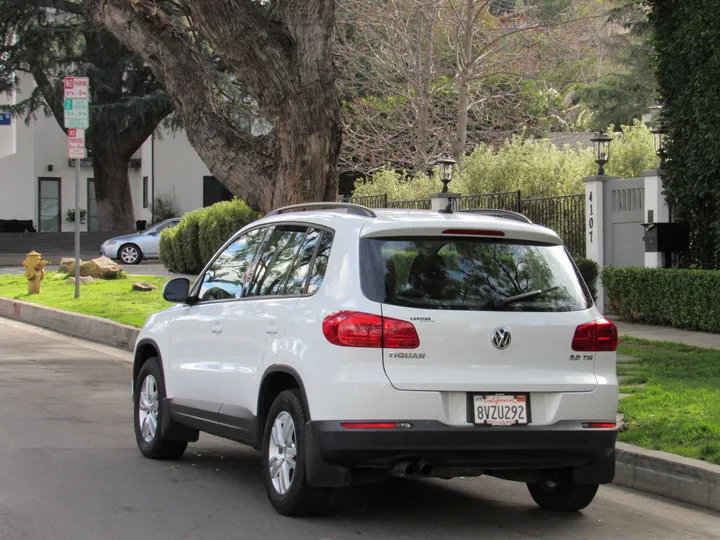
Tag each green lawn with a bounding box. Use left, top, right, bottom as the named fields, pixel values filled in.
left=618, top=338, right=720, bottom=464
left=0, top=272, right=171, bottom=328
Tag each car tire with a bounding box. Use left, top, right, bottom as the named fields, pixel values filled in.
left=134, top=357, right=188, bottom=460
left=119, top=243, right=143, bottom=265
left=527, top=472, right=599, bottom=512
left=262, top=389, right=331, bottom=516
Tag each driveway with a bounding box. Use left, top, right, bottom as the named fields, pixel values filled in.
left=0, top=318, right=717, bottom=540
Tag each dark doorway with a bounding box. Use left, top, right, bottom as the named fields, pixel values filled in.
left=203, top=176, right=234, bottom=207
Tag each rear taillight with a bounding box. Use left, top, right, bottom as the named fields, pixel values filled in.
left=572, top=318, right=618, bottom=352
left=322, top=311, right=420, bottom=349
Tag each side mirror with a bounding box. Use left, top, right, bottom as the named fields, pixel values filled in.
left=163, top=278, right=190, bottom=303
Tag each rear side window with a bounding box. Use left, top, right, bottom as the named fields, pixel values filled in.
left=285, top=228, right=322, bottom=295
left=246, top=226, right=307, bottom=297
left=360, top=237, right=591, bottom=312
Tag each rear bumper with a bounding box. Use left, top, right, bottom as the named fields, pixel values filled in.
left=311, top=420, right=616, bottom=484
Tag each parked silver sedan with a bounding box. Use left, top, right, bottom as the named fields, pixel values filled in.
left=100, top=218, right=181, bottom=265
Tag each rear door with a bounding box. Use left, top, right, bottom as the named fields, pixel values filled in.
left=360, top=234, right=598, bottom=393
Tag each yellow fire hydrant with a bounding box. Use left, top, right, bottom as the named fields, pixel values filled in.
left=22, top=251, right=50, bottom=294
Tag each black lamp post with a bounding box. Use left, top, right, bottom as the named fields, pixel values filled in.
left=652, top=126, right=667, bottom=170
left=590, top=132, right=612, bottom=176
left=437, top=157, right=457, bottom=193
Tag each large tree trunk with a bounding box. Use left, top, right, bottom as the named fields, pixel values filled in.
left=86, top=0, right=341, bottom=215
left=91, top=143, right=134, bottom=231
left=453, top=0, right=475, bottom=163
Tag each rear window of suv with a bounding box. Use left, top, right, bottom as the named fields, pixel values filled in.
left=360, top=237, right=592, bottom=312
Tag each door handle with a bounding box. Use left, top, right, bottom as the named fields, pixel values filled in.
left=266, top=322, right=278, bottom=335
left=212, top=322, right=223, bottom=334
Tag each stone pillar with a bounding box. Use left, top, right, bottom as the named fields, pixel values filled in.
left=642, top=169, right=669, bottom=268
left=429, top=191, right=460, bottom=212
left=582, top=175, right=618, bottom=312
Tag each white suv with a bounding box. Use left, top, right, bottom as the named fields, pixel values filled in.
left=132, top=203, right=618, bottom=516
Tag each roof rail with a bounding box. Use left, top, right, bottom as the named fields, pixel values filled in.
left=459, top=208, right=533, bottom=224
left=265, top=202, right=377, bottom=218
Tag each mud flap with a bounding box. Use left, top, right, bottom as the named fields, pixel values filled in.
left=304, top=422, right=352, bottom=488
left=161, top=398, right=200, bottom=442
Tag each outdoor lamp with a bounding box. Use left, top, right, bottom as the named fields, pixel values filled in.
left=652, top=126, right=667, bottom=169
left=590, top=132, right=612, bottom=176
left=438, top=157, right=457, bottom=193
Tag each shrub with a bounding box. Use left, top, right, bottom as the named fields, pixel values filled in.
left=159, top=225, right=180, bottom=272
left=171, top=208, right=205, bottom=274
left=351, top=125, right=658, bottom=202
left=159, top=199, right=259, bottom=273
left=453, top=136, right=596, bottom=198
left=352, top=168, right=442, bottom=200
left=574, top=257, right=599, bottom=301
left=152, top=191, right=181, bottom=223
left=198, top=199, right=260, bottom=264
left=602, top=267, right=720, bottom=333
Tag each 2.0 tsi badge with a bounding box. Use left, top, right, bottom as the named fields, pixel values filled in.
left=491, top=327, right=512, bottom=350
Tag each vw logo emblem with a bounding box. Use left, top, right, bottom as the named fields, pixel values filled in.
left=491, top=327, right=512, bottom=350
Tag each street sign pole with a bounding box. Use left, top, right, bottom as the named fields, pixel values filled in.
left=74, top=156, right=80, bottom=298
left=64, top=77, right=89, bottom=299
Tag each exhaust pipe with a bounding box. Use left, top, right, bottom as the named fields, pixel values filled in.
left=392, top=461, right=419, bottom=477
left=419, top=463, right=434, bottom=477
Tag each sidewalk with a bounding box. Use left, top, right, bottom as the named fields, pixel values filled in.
left=614, top=319, right=720, bottom=350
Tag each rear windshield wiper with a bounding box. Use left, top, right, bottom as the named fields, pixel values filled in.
left=495, top=286, right=560, bottom=309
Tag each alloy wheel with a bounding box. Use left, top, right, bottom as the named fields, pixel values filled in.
left=121, top=246, right=139, bottom=264
left=267, top=411, right=297, bottom=495
left=138, top=374, right=159, bottom=443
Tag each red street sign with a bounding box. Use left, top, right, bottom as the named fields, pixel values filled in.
left=68, top=128, right=86, bottom=159
left=64, top=77, right=90, bottom=99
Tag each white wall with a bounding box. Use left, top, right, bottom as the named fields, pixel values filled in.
left=0, top=74, right=36, bottom=224
left=152, top=129, right=210, bottom=215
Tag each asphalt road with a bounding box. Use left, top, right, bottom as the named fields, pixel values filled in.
left=0, top=318, right=717, bottom=540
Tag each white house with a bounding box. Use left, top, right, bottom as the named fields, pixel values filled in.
left=0, top=74, right=237, bottom=233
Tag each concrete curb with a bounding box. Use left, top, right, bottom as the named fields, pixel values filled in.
left=0, top=297, right=139, bottom=351
left=1, top=299, right=719, bottom=512
left=615, top=442, right=720, bottom=512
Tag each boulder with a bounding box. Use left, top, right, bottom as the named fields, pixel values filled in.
left=59, top=257, right=75, bottom=273
left=132, top=282, right=158, bottom=292
left=65, top=276, right=96, bottom=285
left=80, top=256, right=124, bottom=279
left=64, top=258, right=85, bottom=275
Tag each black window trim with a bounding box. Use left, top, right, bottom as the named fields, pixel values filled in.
left=188, top=221, right=335, bottom=306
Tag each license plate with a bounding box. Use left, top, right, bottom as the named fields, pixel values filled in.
left=472, top=394, right=529, bottom=425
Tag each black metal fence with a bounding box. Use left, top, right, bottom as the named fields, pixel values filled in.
left=339, top=190, right=586, bottom=258
left=520, top=194, right=585, bottom=259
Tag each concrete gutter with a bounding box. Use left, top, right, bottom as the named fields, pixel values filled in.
left=1, top=298, right=719, bottom=512
left=0, top=297, right=139, bottom=352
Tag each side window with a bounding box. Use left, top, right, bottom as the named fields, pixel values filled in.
left=307, top=231, right=334, bottom=294
left=246, top=226, right=307, bottom=297
left=284, top=228, right=322, bottom=295
left=197, top=227, right=266, bottom=302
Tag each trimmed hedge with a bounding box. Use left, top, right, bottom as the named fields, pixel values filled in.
left=602, top=267, right=720, bottom=333
left=159, top=199, right=259, bottom=274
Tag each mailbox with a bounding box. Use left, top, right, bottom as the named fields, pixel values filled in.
left=642, top=222, right=690, bottom=253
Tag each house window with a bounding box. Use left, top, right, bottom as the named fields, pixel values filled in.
left=143, top=176, right=149, bottom=209
left=87, top=178, right=98, bottom=231
left=38, top=177, right=61, bottom=232
left=203, top=176, right=233, bottom=207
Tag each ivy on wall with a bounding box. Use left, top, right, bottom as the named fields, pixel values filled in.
left=650, top=0, right=720, bottom=268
